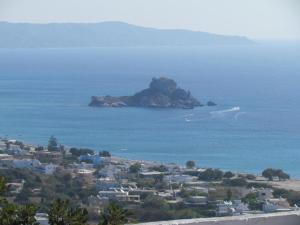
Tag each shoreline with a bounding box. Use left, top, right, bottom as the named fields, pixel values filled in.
left=1, top=136, right=300, bottom=191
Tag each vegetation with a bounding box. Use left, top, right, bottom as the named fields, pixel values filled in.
left=0, top=174, right=92, bottom=225
left=198, top=169, right=224, bottom=181
left=0, top=175, right=39, bottom=225
left=246, top=182, right=272, bottom=189
left=245, top=174, right=256, bottom=180
left=48, top=198, right=89, bottom=225
left=134, top=194, right=214, bottom=222
left=0, top=168, right=97, bottom=208
left=69, top=148, right=94, bottom=157
left=35, top=146, right=44, bottom=151
left=262, top=168, right=290, bottom=181
left=48, top=136, right=59, bottom=151
left=186, top=160, right=196, bottom=169
left=99, top=151, right=111, bottom=157
left=223, top=178, right=248, bottom=187
left=149, top=165, right=168, bottom=172
left=179, top=188, right=207, bottom=198
left=99, top=203, right=131, bottom=225
left=129, top=163, right=142, bottom=173
left=273, top=188, right=300, bottom=206
left=223, top=171, right=234, bottom=179
left=225, top=189, right=232, bottom=201
left=0, top=203, right=39, bottom=225
left=242, top=193, right=262, bottom=210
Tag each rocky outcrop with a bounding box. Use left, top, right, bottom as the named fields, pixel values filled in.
left=89, top=77, right=209, bottom=109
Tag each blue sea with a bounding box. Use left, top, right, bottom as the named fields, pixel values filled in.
left=0, top=44, right=300, bottom=176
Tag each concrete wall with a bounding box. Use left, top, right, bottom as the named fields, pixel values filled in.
left=135, top=212, right=300, bottom=225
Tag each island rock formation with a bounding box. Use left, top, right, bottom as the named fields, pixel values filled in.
left=89, top=77, right=215, bottom=109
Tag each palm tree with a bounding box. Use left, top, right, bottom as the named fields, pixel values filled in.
left=99, top=203, right=131, bottom=225
left=0, top=203, right=18, bottom=225
left=48, top=198, right=88, bottom=225
left=16, top=204, right=39, bottom=225
left=0, top=203, right=39, bottom=225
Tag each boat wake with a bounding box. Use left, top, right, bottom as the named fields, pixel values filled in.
left=210, top=107, right=240, bottom=115
left=234, top=111, right=246, bottom=120
left=183, top=106, right=245, bottom=123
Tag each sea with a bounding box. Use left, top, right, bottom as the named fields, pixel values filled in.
left=1, top=43, right=300, bottom=177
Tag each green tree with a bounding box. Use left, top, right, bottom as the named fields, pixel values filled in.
left=198, top=168, right=224, bottom=181
left=262, top=168, right=275, bottom=181
left=276, top=169, right=290, bottom=181
left=16, top=204, right=39, bottom=225
left=149, top=165, right=168, bottom=172
left=186, top=160, right=196, bottom=169
left=223, top=171, right=234, bottom=179
left=48, top=135, right=59, bottom=151
left=262, top=168, right=290, bottom=181
left=245, top=174, right=256, bottom=180
left=48, top=198, right=88, bottom=225
left=223, top=178, right=248, bottom=187
left=0, top=176, right=6, bottom=203
left=242, top=193, right=262, bottom=210
left=225, top=189, right=232, bottom=201
left=99, top=203, right=131, bottom=225
left=69, top=148, right=94, bottom=157
left=129, top=163, right=141, bottom=173
left=0, top=203, right=18, bottom=225
left=99, top=151, right=111, bottom=157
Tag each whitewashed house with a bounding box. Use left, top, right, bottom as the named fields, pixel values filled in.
left=256, top=188, right=274, bottom=201
left=263, top=198, right=291, bottom=213
left=35, top=163, right=58, bottom=175
left=0, top=141, right=7, bottom=151
left=163, top=174, right=198, bottom=183
left=13, top=159, right=41, bottom=169
left=216, top=200, right=249, bottom=216
left=8, top=144, right=25, bottom=155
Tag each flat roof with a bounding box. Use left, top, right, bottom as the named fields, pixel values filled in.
left=134, top=211, right=300, bottom=225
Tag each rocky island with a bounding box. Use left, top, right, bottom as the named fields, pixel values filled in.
left=89, top=77, right=216, bottom=109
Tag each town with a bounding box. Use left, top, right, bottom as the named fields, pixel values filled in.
left=0, top=136, right=300, bottom=225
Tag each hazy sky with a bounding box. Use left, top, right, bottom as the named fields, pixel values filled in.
left=0, top=0, right=300, bottom=39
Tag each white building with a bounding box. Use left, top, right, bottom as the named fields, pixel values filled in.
left=98, top=188, right=140, bottom=202
left=35, top=163, right=58, bottom=175
left=164, top=174, right=198, bottom=183
left=0, top=141, right=7, bottom=151
left=216, top=200, right=249, bottom=216
left=96, top=177, right=120, bottom=190
left=35, top=213, right=49, bottom=225
left=79, top=154, right=102, bottom=166
left=263, top=198, right=291, bottom=213
left=13, top=159, right=41, bottom=169
left=8, top=144, right=25, bottom=155
left=13, top=159, right=57, bottom=175
left=254, top=188, right=274, bottom=201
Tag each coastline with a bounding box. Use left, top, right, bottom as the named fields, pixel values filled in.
left=1, top=136, right=300, bottom=187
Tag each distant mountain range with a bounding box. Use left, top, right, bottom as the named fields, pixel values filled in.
left=0, top=21, right=253, bottom=48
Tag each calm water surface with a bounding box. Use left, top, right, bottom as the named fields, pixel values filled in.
left=0, top=44, right=300, bottom=176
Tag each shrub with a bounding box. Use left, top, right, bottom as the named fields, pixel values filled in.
left=198, top=169, right=224, bottom=181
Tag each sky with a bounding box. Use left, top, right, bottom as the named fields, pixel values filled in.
left=0, top=0, right=300, bottom=39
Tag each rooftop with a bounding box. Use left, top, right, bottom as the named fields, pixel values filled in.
left=134, top=211, right=300, bottom=225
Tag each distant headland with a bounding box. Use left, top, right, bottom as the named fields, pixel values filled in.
left=0, top=21, right=253, bottom=48
left=89, top=77, right=216, bottom=109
